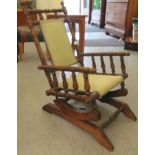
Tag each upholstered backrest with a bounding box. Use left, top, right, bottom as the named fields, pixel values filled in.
left=36, top=0, right=62, bottom=9
left=50, top=0, right=62, bottom=9
left=40, top=19, right=77, bottom=66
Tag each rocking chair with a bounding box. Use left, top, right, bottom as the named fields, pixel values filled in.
left=25, top=2, right=137, bottom=152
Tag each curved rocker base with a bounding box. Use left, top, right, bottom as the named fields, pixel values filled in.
left=100, top=97, right=137, bottom=121
left=54, top=99, right=101, bottom=121
left=42, top=98, right=136, bottom=151
left=42, top=103, right=114, bottom=151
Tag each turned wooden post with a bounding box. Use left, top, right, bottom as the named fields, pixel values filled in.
left=121, top=81, right=125, bottom=90
left=38, top=13, right=44, bottom=20
left=110, top=56, right=115, bottom=74
left=61, top=1, right=76, bottom=43
left=25, top=10, right=47, bottom=65
left=120, top=56, right=126, bottom=75
left=62, top=71, right=68, bottom=93
left=92, top=56, right=96, bottom=68
left=83, top=73, right=90, bottom=94
left=72, top=72, right=78, bottom=93
left=52, top=72, right=58, bottom=89
left=101, top=107, right=124, bottom=129
left=45, top=71, right=54, bottom=88
left=120, top=56, right=126, bottom=89
left=100, top=56, right=106, bottom=73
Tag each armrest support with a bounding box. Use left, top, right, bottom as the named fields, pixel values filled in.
left=38, top=65, right=95, bottom=95
left=38, top=65, right=96, bottom=74
left=80, top=51, right=130, bottom=78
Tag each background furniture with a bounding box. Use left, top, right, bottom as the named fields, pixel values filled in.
left=88, top=0, right=107, bottom=28
left=124, top=17, right=138, bottom=51
left=105, top=0, right=138, bottom=39
left=17, top=10, right=37, bottom=60
left=124, top=37, right=138, bottom=51
left=18, top=0, right=36, bottom=9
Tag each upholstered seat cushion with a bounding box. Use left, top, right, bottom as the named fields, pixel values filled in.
left=59, top=74, right=124, bottom=97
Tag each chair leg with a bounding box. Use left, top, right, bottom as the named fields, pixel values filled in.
left=17, top=43, right=19, bottom=62
left=42, top=102, right=114, bottom=151
left=18, top=42, right=24, bottom=61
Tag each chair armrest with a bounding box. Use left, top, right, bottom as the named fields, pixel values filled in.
left=38, top=65, right=96, bottom=96
left=80, top=51, right=130, bottom=77
left=80, top=51, right=130, bottom=57
left=38, top=65, right=96, bottom=74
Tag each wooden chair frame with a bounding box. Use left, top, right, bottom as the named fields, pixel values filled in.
left=24, top=2, right=136, bottom=151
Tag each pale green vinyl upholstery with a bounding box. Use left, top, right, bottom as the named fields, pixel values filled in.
left=50, top=0, right=62, bottom=9
left=40, top=19, right=124, bottom=96
left=40, top=19, right=77, bottom=66
left=59, top=74, right=124, bottom=97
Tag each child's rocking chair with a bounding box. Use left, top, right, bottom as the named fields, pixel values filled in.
left=25, top=3, right=136, bottom=151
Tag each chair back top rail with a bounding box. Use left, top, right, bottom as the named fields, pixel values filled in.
left=28, top=9, right=64, bottom=14
left=30, top=18, right=75, bottom=26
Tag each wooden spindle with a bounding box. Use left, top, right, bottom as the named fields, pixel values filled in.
left=38, top=13, right=43, bottom=20
left=92, top=56, right=96, bottom=68
left=121, top=81, right=125, bottom=89
left=83, top=73, right=90, bottom=94
left=71, top=22, right=76, bottom=44
left=120, top=56, right=126, bottom=74
left=72, top=72, right=78, bottom=92
left=45, top=71, right=54, bottom=88
left=101, top=106, right=124, bottom=129
left=26, top=11, right=47, bottom=65
left=52, top=72, right=58, bottom=89
left=62, top=1, right=76, bottom=44
left=100, top=56, right=106, bottom=73
left=110, top=56, right=115, bottom=74
left=45, top=13, right=48, bottom=19
left=62, top=71, right=68, bottom=92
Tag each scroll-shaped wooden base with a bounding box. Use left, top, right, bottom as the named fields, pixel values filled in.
left=42, top=98, right=137, bottom=151
left=100, top=97, right=137, bottom=121
left=42, top=102, right=114, bottom=151
left=54, top=99, right=101, bottom=121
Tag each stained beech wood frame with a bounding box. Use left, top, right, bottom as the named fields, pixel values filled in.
left=24, top=1, right=137, bottom=151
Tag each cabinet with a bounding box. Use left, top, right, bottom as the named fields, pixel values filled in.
left=105, top=0, right=138, bottom=39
